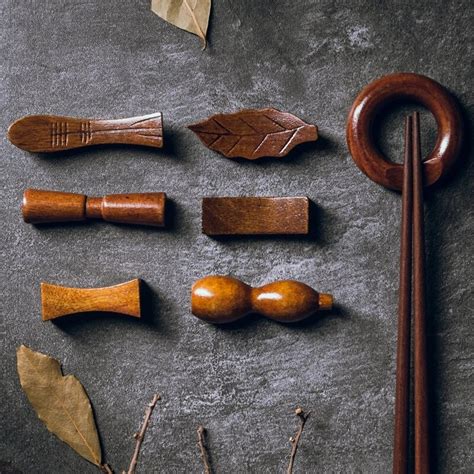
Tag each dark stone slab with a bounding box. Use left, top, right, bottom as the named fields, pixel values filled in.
left=1, top=1, right=472, bottom=472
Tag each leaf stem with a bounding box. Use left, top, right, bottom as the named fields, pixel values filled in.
left=125, top=394, right=161, bottom=474
left=287, top=407, right=310, bottom=474
left=197, top=425, right=212, bottom=474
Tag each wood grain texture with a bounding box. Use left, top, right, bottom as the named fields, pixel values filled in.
left=346, top=73, right=463, bottom=191
left=22, top=189, right=166, bottom=227
left=412, top=112, right=430, bottom=474
left=393, top=116, right=413, bottom=474
left=188, top=108, right=318, bottom=159
left=8, top=113, right=163, bottom=152
left=202, top=196, right=309, bottom=235
left=191, top=275, right=333, bottom=324
left=41, top=279, right=141, bottom=321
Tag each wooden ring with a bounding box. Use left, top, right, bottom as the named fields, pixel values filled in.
left=346, top=73, right=463, bottom=190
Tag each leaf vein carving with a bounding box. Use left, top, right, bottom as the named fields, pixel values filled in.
left=207, top=135, right=222, bottom=148
left=226, top=136, right=243, bottom=154
left=280, top=127, right=303, bottom=154
left=252, top=135, right=271, bottom=155
left=211, top=118, right=232, bottom=134
left=237, top=116, right=260, bottom=134
left=263, top=114, right=286, bottom=130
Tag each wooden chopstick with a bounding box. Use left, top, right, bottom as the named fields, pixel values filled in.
left=412, top=111, right=430, bottom=474
left=393, top=115, right=413, bottom=474
left=393, top=112, right=431, bottom=473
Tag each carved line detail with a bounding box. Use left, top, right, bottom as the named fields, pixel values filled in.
left=80, top=121, right=92, bottom=144
left=49, top=121, right=162, bottom=147
left=51, top=121, right=77, bottom=147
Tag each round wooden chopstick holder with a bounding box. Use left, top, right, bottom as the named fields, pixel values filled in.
left=346, top=72, right=463, bottom=191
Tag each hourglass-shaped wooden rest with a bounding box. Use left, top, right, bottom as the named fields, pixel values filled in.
left=191, top=275, right=333, bottom=323
left=41, top=279, right=142, bottom=321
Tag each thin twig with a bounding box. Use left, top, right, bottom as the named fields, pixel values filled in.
left=124, top=394, right=161, bottom=474
left=100, top=464, right=113, bottom=474
left=287, top=407, right=310, bottom=474
left=197, top=425, right=212, bottom=474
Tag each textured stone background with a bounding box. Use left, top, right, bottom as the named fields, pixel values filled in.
left=1, top=1, right=473, bottom=473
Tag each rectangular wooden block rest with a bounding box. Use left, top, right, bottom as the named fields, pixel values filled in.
left=202, top=197, right=309, bottom=235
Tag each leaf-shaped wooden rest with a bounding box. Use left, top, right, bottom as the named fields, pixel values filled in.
left=17, top=345, right=102, bottom=467
left=41, top=279, right=141, bottom=321
left=188, top=108, right=318, bottom=159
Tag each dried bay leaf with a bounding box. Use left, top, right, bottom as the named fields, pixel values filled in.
left=151, top=0, right=211, bottom=48
left=188, top=108, right=319, bottom=159
left=17, top=345, right=102, bottom=467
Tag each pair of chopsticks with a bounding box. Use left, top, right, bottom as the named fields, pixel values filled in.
left=393, top=112, right=430, bottom=474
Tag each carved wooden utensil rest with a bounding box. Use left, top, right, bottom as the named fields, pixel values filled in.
left=347, top=73, right=462, bottom=190
left=41, top=279, right=141, bottom=321
left=346, top=73, right=462, bottom=473
left=188, top=108, right=318, bottom=159
left=191, top=275, right=333, bottom=324
left=202, top=196, right=309, bottom=235
left=8, top=112, right=163, bottom=152
left=22, top=189, right=166, bottom=227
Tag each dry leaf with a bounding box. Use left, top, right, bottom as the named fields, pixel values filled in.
left=188, top=108, right=318, bottom=159
left=151, top=0, right=211, bottom=48
left=17, top=345, right=102, bottom=467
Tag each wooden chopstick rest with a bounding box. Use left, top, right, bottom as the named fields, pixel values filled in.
left=346, top=73, right=462, bottom=190
left=22, top=188, right=166, bottom=227
left=41, top=279, right=141, bottom=321
left=8, top=112, right=163, bottom=152
left=188, top=108, right=318, bottom=159
left=191, top=275, right=333, bottom=324
left=202, top=196, right=309, bottom=236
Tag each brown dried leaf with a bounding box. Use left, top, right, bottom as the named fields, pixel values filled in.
left=151, top=0, right=211, bottom=48
left=17, top=345, right=102, bottom=467
left=188, top=108, right=318, bottom=159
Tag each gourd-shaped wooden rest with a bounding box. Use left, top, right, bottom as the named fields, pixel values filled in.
left=22, top=189, right=166, bottom=227
left=191, top=275, right=333, bottom=324
left=41, top=279, right=141, bottom=321
left=8, top=113, right=163, bottom=152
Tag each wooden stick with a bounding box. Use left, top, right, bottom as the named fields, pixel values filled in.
left=393, top=116, right=413, bottom=474
left=125, top=394, right=161, bottom=474
left=412, top=112, right=430, bottom=473
left=197, top=426, right=212, bottom=474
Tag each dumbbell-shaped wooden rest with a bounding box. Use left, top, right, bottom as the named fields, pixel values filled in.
left=22, top=189, right=166, bottom=227
left=41, top=279, right=141, bottom=321
left=191, top=275, right=333, bottom=323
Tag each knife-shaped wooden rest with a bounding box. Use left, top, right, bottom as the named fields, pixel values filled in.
left=22, top=189, right=166, bottom=227
left=8, top=113, right=163, bottom=152
left=202, top=196, right=309, bottom=235
left=41, top=279, right=141, bottom=321
left=192, top=275, right=333, bottom=323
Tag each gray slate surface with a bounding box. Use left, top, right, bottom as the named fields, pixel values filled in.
left=1, top=1, right=473, bottom=473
